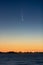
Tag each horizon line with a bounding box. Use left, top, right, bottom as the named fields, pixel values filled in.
left=0, top=51, right=43, bottom=53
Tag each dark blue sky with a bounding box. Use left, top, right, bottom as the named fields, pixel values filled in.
left=0, top=0, right=43, bottom=35
left=0, top=0, right=43, bottom=38
left=0, top=0, right=43, bottom=28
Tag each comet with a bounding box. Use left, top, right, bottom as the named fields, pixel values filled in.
left=21, top=9, right=24, bottom=22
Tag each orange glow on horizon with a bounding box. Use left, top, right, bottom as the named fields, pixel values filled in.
left=0, top=37, right=43, bottom=52
left=0, top=42, right=43, bottom=52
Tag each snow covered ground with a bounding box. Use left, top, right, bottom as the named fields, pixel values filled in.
left=0, top=53, right=43, bottom=65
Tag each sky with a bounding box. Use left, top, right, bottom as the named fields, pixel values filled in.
left=0, top=0, right=43, bottom=52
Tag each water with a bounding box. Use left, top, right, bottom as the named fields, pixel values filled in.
left=0, top=53, right=43, bottom=65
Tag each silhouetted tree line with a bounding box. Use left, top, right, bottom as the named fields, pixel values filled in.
left=0, top=51, right=43, bottom=54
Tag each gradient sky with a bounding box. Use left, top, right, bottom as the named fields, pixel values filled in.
left=0, top=0, right=43, bottom=52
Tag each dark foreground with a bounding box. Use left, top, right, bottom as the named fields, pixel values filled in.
left=0, top=52, right=43, bottom=65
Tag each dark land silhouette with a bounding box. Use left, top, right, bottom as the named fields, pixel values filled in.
left=0, top=51, right=43, bottom=54
left=0, top=51, right=43, bottom=65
